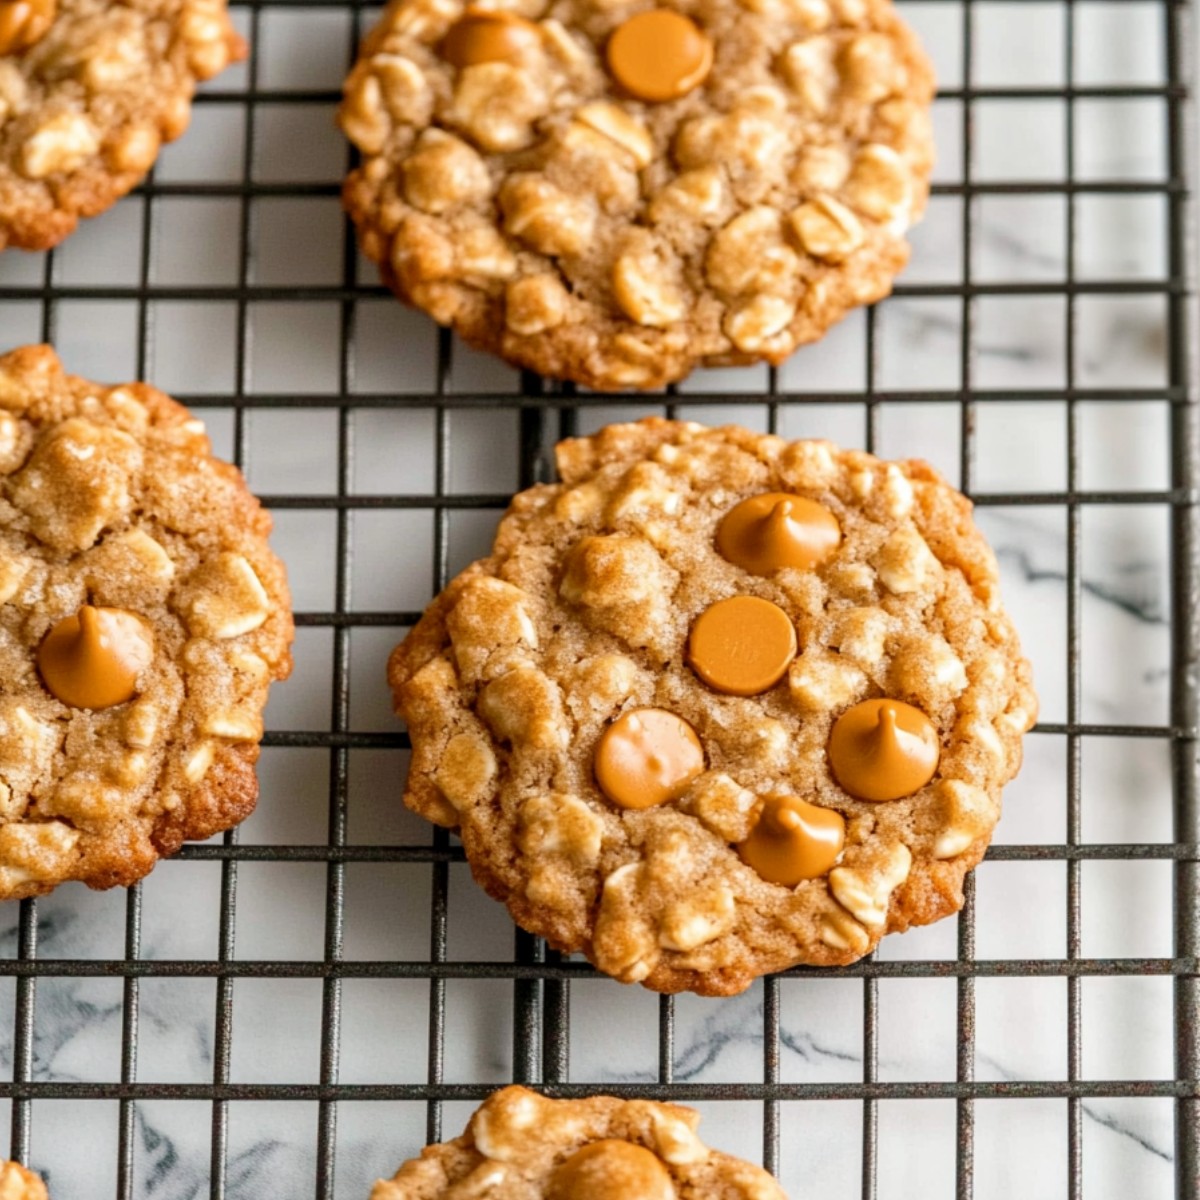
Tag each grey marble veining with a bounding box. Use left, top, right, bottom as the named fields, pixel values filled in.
left=0, top=0, right=1193, bottom=1197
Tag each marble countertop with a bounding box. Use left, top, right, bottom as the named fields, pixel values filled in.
left=0, top=2, right=1195, bottom=1198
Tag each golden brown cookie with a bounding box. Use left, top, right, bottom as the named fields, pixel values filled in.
left=370, top=1086, right=786, bottom=1200
left=338, top=0, right=935, bottom=391
left=389, top=419, right=1036, bottom=996
left=0, top=1161, right=47, bottom=1200
left=0, top=344, right=292, bottom=901
left=0, top=0, right=245, bottom=253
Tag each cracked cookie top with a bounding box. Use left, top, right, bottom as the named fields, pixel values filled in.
left=390, top=419, right=1036, bottom=996
left=371, top=1086, right=786, bottom=1200
left=0, top=345, right=292, bottom=901
left=0, top=0, right=245, bottom=252
left=339, top=0, right=934, bottom=391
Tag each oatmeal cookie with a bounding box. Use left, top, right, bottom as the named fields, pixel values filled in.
left=389, top=419, right=1036, bottom=995
left=371, top=1086, right=785, bottom=1200
left=0, top=1162, right=46, bottom=1200
left=338, top=0, right=935, bottom=391
left=0, top=344, right=292, bottom=900
left=0, top=0, right=245, bottom=253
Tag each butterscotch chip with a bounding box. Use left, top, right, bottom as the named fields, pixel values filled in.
left=371, top=1087, right=784, bottom=1200
left=0, top=0, right=245, bottom=253
left=606, top=10, right=713, bottom=103
left=687, top=595, right=796, bottom=696
left=0, top=2, right=56, bottom=56
left=594, top=707, right=705, bottom=809
left=389, top=419, right=1036, bottom=995
left=441, top=8, right=542, bottom=67
left=737, top=793, right=844, bottom=885
left=0, top=345, right=293, bottom=902
left=716, top=491, right=841, bottom=574
left=828, top=696, right=939, bottom=801
left=339, top=0, right=935, bottom=391
left=549, top=1140, right=675, bottom=1200
left=36, top=605, right=155, bottom=710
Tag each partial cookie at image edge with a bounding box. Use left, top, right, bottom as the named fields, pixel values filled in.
left=370, top=1086, right=787, bottom=1200
left=0, top=0, right=247, bottom=253
left=0, top=343, right=293, bottom=901
left=0, top=1160, right=47, bottom=1200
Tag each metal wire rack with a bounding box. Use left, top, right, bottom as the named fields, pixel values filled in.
left=0, top=0, right=1195, bottom=1196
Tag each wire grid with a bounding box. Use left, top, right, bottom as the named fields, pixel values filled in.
left=0, top=0, right=1194, bottom=1195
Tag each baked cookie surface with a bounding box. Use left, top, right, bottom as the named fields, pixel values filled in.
left=371, top=1086, right=785, bottom=1200
left=390, top=420, right=1036, bottom=996
left=0, top=345, right=292, bottom=900
left=0, top=0, right=245, bottom=252
left=339, top=0, right=934, bottom=391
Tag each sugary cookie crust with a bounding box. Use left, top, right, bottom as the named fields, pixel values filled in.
left=0, top=0, right=245, bottom=253
left=0, top=345, right=292, bottom=900
left=390, top=419, right=1036, bottom=996
left=340, top=0, right=935, bottom=391
left=372, top=1086, right=785, bottom=1200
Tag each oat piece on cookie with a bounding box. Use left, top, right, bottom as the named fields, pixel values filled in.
left=0, top=0, right=245, bottom=252
left=0, top=1162, right=46, bottom=1200
left=0, top=345, right=292, bottom=900
left=339, top=0, right=935, bottom=391
left=371, top=1086, right=785, bottom=1200
left=390, top=419, right=1036, bottom=996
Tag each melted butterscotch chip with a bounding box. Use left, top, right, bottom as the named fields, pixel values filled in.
left=738, top=795, right=845, bottom=885
left=550, top=1140, right=675, bottom=1200
left=37, top=605, right=154, bottom=710
left=441, top=8, right=541, bottom=67
left=716, top=493, right=841, bottom=576
left=687, top=595, right=796, bottom=696
left=594, top=708, right=704, bottom=810
left=828, top=698, right=939, bottom=801
left=0, top=0, right=55, bottom=55
left=606, top=10, right=713, bottom=103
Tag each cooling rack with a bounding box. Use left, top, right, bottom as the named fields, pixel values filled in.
left=0, top=0, right=1195, bottom=1196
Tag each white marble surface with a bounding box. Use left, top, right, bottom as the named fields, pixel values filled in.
left=0, top=1, right=1194, bottom=1197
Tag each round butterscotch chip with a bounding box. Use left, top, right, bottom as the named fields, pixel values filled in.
left=687, top=596, right=796, bottom=697
left=606, top=9, right=713, bottom=103
left=829, top=699, right=940, bottom=802
left=0, top=0, right=244, bottom=253
left=550, top=1140, right=675, bottom=1200
left=717, top=493, right=841, bottom=576
left=594, top=708, right=704, bottom=810
left=37, top=605, right=154, bottom=710
left=738, top=795, right=845, bottom=886
left=0, top=344, right=293, bottom=904
left=0, top=0, right=55, bottom=55
left=391, top=419, right=1038, bottom=995
left=440, top=8, right=541, bottom=67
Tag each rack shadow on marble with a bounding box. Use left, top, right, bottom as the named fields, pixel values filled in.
left=0, top=0, right=1196, bottom=1196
